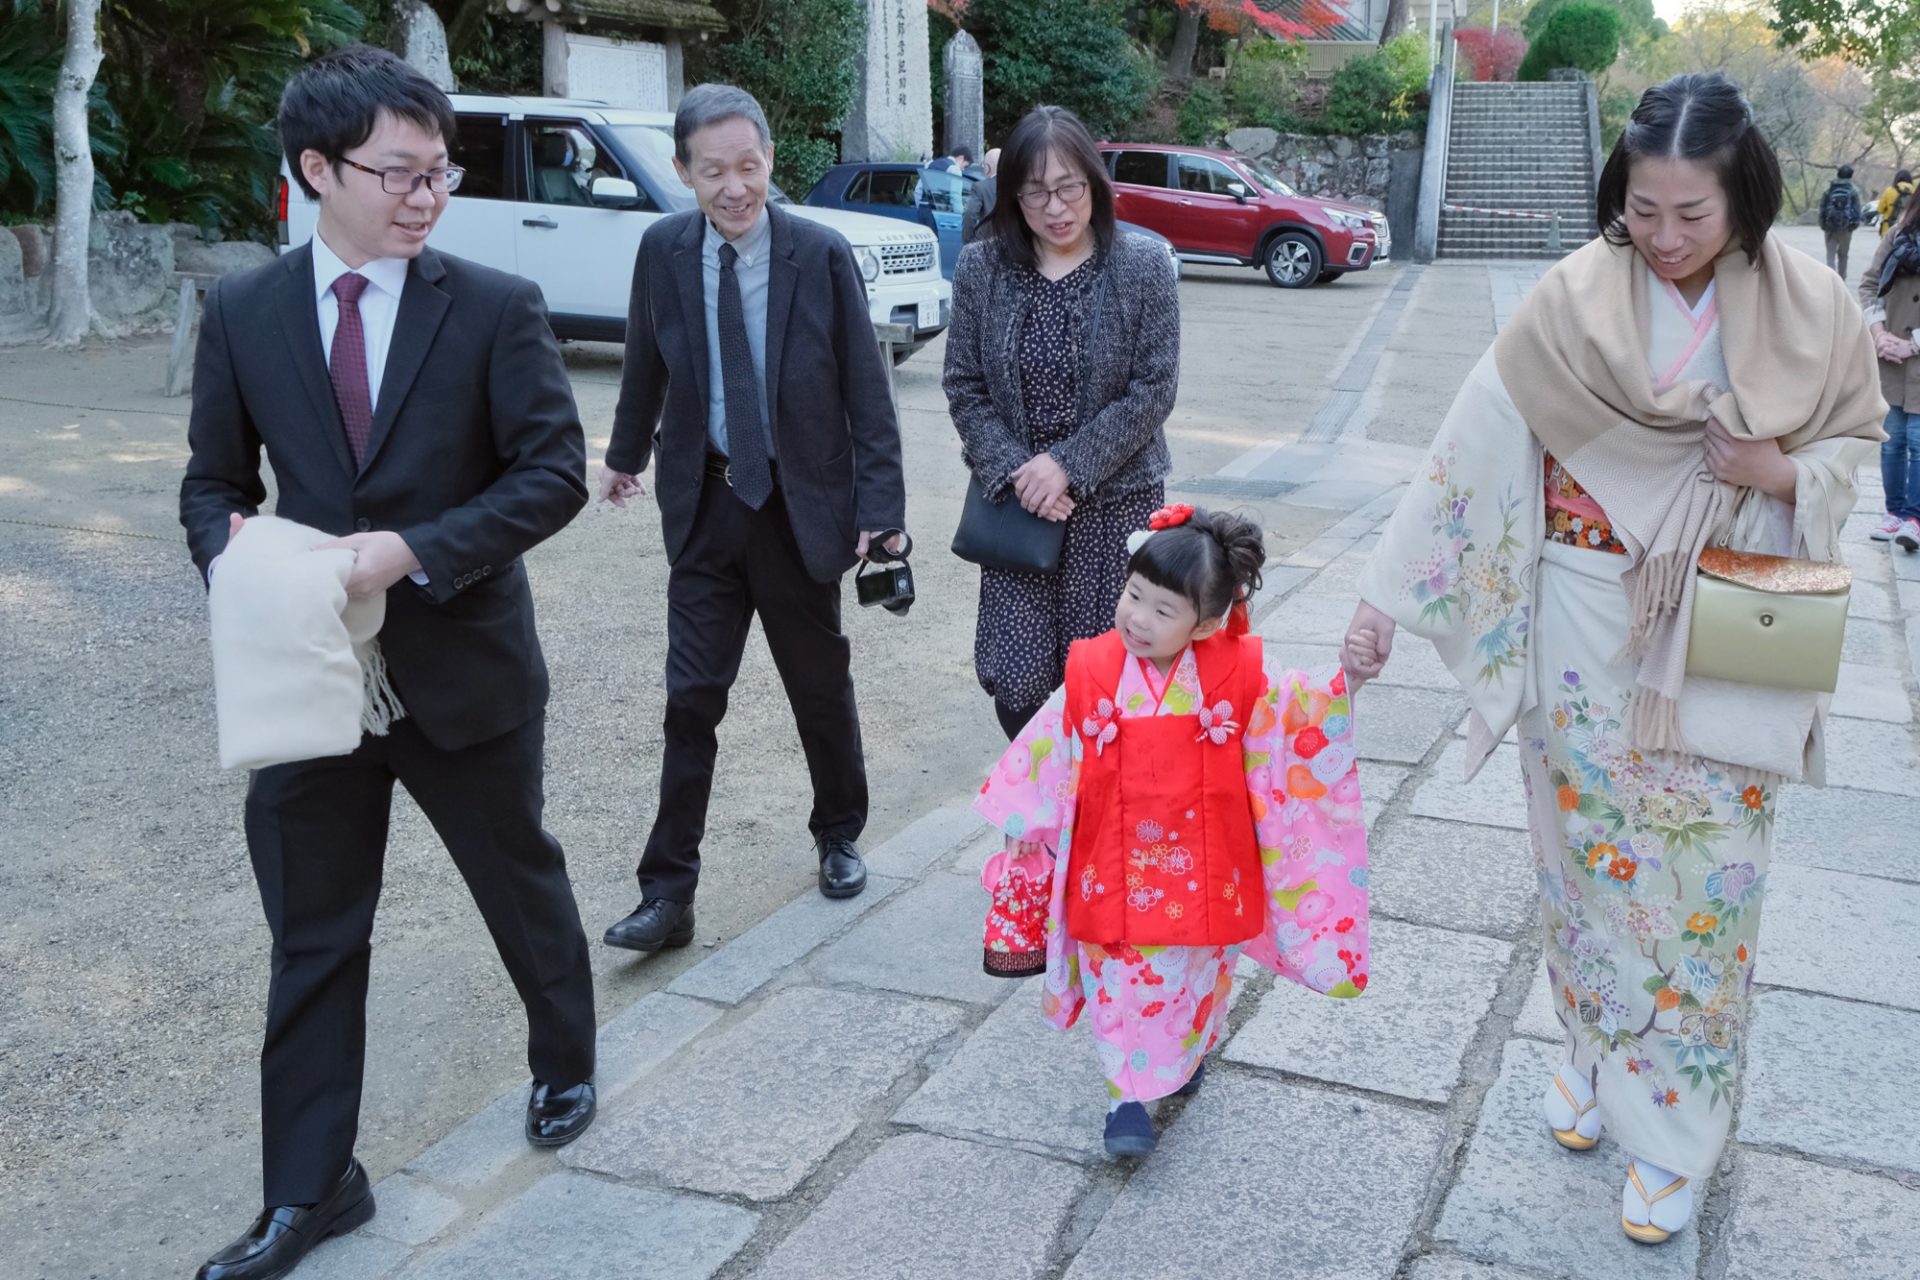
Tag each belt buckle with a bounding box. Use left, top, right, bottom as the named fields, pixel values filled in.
left=723, top=462, right=732, bottom=488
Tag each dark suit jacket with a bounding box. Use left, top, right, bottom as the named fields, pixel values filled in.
left=961, top=176, right=997, bottom=245
left=606, top=204, right=906, bottom=583
left=179, top=244, right=588, bottom=752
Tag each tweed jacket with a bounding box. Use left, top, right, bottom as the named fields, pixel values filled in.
left=1860, top=233, right=1920, bottom=409
left=943, top=230, right=1179, bottom=505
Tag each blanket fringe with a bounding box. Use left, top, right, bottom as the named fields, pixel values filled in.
left=358, top=641, right=404, bottom=737
left=1628, top=685, right=1688, bottom=756
left=1621, top=548, right=1690, bottom=661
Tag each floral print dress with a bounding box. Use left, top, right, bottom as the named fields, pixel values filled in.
left=975, top=642, right=1370, bottom=1104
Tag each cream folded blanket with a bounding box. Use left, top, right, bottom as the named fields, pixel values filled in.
left=208, top=515, right=404, bottom=770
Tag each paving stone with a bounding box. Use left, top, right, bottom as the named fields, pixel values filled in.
left=1224, top=918, right=1511, bottom=1102
left=594, top=991, right=725, bottom=1100
left=1774, top=784, right=1920, bottom=882
left=1368, top=816, right=1538, bottom=939
left=1831, top=662, right=1912, bottom=723
left=1819, top=717, right=1920, bottom=796
left=1064, top=1073, right=1444, bottom=1280
left=362, top=1174, right=461, bottom=1247
left=398, top=1173, right=754, bottom=1280
left=563, top=986, right=964, bottom=1199
left=807, top=867, right=1014, bottom=1005
left=1723, top=1150, right=1920, bottom=1280
left=404, top=1089, right=529, bottom=1190
left=1847, top=618, right=1904, bottom=666
left=1362, top=762, right=1412, bottom=826
left=1406, top=1257, right=1549, bottom=1280
left=297, top=1232, right=411, bottom=1280
left=1262, top=591, right=1361, bottom=643
left=1514, top=959, right=1564, bottom=1043
left=1409, top=742, right=1530, bottom=830
left=1849, top=579, right=1897, bottom=622
left=1354, top=685, right=1466, bottom=764
left=1897, top=578, right=1920, bottom=610
left=752, top=1133, right=1086, bottom=1280
left=1757, top=864, right=1920, bottom=1010
left=1435, top=1039, right=1701, bottom=1279
left=665, top=874, right=904, bottom=1004
left=1844, top=538, right=1893, bottom=583
left=1263, top=635, right=1458, bottom=692
left=1893, top=550, right=1920, bottom=582
left=862, top=804, right=988, bottom=880
left=1742, top=990, right=1920, bottom=1175
left=894, top=976, right=1111, bottom=1161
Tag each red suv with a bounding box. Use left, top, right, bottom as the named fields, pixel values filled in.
left=1098, top=143, right=1388, bottom=288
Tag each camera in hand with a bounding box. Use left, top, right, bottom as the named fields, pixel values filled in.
left=855, top=529, right=914, bottom=617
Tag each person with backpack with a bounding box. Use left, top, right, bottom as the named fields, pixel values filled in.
left=1820, top=164, right=1865, bottom=277
left=1879, top=169, right=1914, bottom=237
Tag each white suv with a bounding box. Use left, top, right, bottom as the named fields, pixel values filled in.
left=276, top=95, right=952, bottom=360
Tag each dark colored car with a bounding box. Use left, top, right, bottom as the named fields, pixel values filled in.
left=1096, top=143, right=1389, bottom=288
left=804, top=161, right=1184, bottom=281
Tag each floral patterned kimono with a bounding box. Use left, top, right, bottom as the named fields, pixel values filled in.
left=976, top=639, right=1370, bottom=1104
left=1360, top=265, right=1874, bottom=1181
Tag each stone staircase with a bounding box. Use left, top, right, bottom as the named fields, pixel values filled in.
left=1438, top=80, right=1599, bottom=259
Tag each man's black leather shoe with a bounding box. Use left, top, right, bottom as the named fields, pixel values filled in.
left=603, top=899, right=694, bottom=951
left=196, top=1160, right=373, bottom=1280
left=526, top=1079, right=597, bottom=1148
left=817, top=834, right=868, bottom=899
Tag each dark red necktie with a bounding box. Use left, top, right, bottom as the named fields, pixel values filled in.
left=328, top=272, right=373, bottom=466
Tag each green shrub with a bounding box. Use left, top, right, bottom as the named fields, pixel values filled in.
left=1178, top=83, right=1229, bottom=145
left=1324, top=51, right=1413, bottom=136
left=1379, top=31, right=1433, bottom=97
left=1227, top=38, right=1309, bottom=132
left=964, top=0, right=1158, bottom=141
left=1518, top=2, right=1623, bottom=80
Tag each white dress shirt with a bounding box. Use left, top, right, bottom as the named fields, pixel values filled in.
left=311, top=231, right=409, bottom=412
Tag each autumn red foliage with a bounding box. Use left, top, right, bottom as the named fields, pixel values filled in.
left=1453, top=27, right=1528, bottom=82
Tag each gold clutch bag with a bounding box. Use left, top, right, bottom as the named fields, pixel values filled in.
left=1685, top=547, right=1850, bottom=693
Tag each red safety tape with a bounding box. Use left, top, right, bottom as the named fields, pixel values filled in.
left=1442, top=203, right=1554, bottom=221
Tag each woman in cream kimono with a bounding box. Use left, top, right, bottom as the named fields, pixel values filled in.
left=1345, top=73, right=1886, bottom=1245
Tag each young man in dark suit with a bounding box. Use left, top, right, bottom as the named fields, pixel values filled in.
left=180, top=47, right=598, bottom=1280
left=598, top=84, right=907, bottom=953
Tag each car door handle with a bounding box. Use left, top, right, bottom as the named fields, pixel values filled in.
left=522, top=216, right=558, bottom=229
left=1178, top=199, right=1194, bottom=206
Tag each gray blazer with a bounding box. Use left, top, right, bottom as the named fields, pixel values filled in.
left=942, top=230, right=1179, bottom=504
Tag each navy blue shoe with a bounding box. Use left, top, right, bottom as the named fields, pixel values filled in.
left=1175, top=1061, right=1206, bottom=1098
left=1103, top=1102, right=1157, bottom=1157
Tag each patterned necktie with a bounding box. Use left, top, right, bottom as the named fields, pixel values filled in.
left=717, top=242, right=772, bottom=510
left=328, top=272, right=374, bottom=467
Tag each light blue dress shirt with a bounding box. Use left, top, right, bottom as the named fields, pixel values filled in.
left=701, top=208, right=773, bottom=458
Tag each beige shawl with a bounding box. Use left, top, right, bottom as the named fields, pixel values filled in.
left=1493, top=232, right=1886, bottom=752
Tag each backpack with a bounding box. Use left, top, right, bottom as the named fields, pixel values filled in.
left=1820, top=183, right=1854, bottom=232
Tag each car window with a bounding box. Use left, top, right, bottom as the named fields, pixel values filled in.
left=1112, top=151, right=1170, bottom=189
left=1176, top=155, right=1243, bottom=197
left=844, top=172, right=873, bottom=204
left=527, top=121, right=643, bottom=208
left=920, top=168, right=965, bottom=213
left=451, top=114, right=508, bottom=201
left=1242, top=156, right=1298, bottom=198
left=610, top=123, right=793, bottom=209
left=867, top=170, right=920, bottom=207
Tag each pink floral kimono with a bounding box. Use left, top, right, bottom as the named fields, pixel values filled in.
left=975, top=642, right=1371, bottom=1103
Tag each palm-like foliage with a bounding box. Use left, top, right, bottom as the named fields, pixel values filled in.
left=1, top=0, right=120, bottom=218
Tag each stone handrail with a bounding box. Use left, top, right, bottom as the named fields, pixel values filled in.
left=1413, top=21, right=1457, bottom=264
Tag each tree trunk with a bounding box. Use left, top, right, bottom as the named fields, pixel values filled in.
left=1381, top=0, right=1412, bottom=42
left=47, top=0, right=103, bottom=349
left=1167, top=3, right=1202, bottom=88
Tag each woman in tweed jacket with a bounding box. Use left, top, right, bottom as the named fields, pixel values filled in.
left=943, top=105, right=1182, bottom=738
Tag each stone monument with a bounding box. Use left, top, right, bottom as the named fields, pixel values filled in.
left=942, top=31, right=984, bottom=162
left=391, top=0, right=455, bottom=90
left=842, top=0, right=933, bottom=162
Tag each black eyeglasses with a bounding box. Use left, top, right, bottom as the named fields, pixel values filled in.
left=1016, top=179, right=1090, bottom=210
left=336, top=157, right=466, bottom=195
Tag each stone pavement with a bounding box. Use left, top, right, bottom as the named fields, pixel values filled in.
left=262, top=248, right=1920, bottom=1280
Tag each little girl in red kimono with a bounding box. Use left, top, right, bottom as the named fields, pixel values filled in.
left=976, top=505, right=1373, bottom=1157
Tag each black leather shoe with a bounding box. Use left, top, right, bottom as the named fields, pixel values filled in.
left=603, top=899, right=694, bottom=952
left=816, top=834, right=868, bottom=899
left=526, top=1079, right=597, bottom=1148
left=196, top=1160, right=374, bottom=1280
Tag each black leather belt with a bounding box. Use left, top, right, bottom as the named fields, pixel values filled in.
left=704, top=452, right=778, bottom=487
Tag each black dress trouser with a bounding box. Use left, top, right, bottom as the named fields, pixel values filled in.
left=244, top=711, right=595, bottom=1205
left=637, top=471, right=868, bottom=902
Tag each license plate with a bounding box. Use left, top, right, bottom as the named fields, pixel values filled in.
left=916, top=299, right=938, bottom=330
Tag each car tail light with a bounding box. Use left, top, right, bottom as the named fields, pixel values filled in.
left=276, top=177, right=289, bottom=247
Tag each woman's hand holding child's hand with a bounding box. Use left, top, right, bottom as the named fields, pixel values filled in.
left=1342, top=601, right=1396, bottom=690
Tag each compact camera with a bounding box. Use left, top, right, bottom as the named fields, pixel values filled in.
left=855, top=529, right=914, bottom=617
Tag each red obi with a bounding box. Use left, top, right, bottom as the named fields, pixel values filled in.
left=1063, top=630, right=1265, bottom=948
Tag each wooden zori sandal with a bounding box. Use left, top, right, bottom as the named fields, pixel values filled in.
left=1621, top=1162, right=1690, bottom=1244
left=1547, top=1073, right=1600, bottom=1151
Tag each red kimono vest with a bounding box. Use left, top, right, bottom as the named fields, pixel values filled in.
left=1062, top=630, right=1265, bottom=948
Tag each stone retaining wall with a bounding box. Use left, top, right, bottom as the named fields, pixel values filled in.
left=1223, top=127, right=1426, bottom=257
left=0, top=212, right=275, bottom=345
